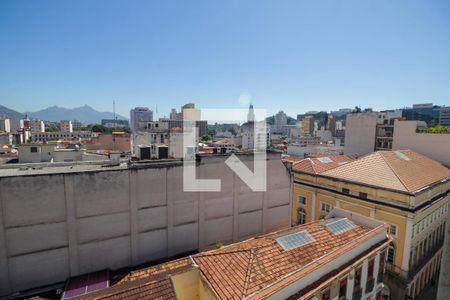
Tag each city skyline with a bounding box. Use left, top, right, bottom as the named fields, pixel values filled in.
left=1, top=0, right=450, bottom=117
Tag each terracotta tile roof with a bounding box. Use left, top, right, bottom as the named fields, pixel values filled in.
left=291, top=155, right=355, bottom=174
left=77, top=276, right=175, bottom=300
left=281, top=155, right=303, bottom=163
left=118, top=257, right=192, bottom=284
left=192, top=219, right=372, bottom=299
left=77, top=258, right=193, bottom=300
left=322, top=150, right=450, bottom=193
left=75, top=217, right=389, bottom=300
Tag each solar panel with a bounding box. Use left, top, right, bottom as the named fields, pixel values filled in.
left=61, top=270, right=109, bottom=299
left=275, top=230, right=314, bottom=250
left=326, top=218, right=356, bottom=234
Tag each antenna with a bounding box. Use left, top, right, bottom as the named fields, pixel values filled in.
left=113, top=100, right=116, bottom=150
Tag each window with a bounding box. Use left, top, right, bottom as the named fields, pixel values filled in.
left=359, top=192, right=368, bottom=199
left=297, top=208, right=306, bottom=225
left=354, top=267, right=362, bottom=289
left=389, top=224, right=398, bottom=236
left=321, top=202, right=331, bottom=213
left=368, top=258, right=375, bottom=279
left=321, top=288, right=331, bottom=300
left=339, top=278, right=347, bottom=300
left=387, top=244, right=395, bottom=264
left=30, top=147, right=38, bottom=153
left=342, top=188, right=350, bottom=194
left=297, top=196, right=306, bottom=205
left=378, top=251, right=386, bottom=279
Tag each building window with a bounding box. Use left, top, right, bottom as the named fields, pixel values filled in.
left=297, top=207, right=306, bottom=225
left=321, top=288, right=331, bottom=300
left=359, top=192, right=368, bottom=199
left=321, top=202, right=331, bottom=213
left=297, top=196, right=307, bottom=205
left=389, top=224, right=398, bottom=236
left=30, top=147, right=38, bottom=153
left=342, top=188, right=350, bottom=194
left=339, top=278, right=347, bottom=300
left=387, top=244, right=395, bottom=264
left=354, top=267, right=362, bottom=290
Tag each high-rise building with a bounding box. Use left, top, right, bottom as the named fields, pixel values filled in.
left=60, top=120, right=73, bottom=133
left=29, top=120, right=45, bottom=133
left=326, top=114, right=336, bottom=134
left=130, top=107, right=153, bottom=133
left=247, top=104, right=255, bottom=122
left=301, top=115, right=314, bottom=136
left=439, top=106, right=450, bottom=127
left=290, top=150, right=450, bottom=299
left=0, top=118, right=11, bottom=132
left=181, top=102, right=200, bottom=121
left=273, top=110, right=288, bottom=134
left=72, top=120, right=83, bottom=131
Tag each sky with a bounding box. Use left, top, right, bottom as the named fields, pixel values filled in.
left=1, top=0, right=450, bottom=118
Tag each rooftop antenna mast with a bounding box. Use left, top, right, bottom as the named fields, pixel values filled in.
left=113, top=100, right=116, bottom=151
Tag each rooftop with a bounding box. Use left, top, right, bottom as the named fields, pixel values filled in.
left=322, top=150, right=450, bottom=193
left=77, top=209, right=389, bottom=300
left=291, top=155, right=355, bottom=174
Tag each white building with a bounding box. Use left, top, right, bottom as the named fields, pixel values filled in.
left=130, top=107, right=153, bottom=133
left=0, top=118, right=11, bottom=132
left=241, top=121, right=270, bottom=151
left=60, top=120, right=73, bottom=133
left=32, top=131, right=95, bottom=142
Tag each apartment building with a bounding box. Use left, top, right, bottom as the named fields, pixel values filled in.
left=290, top=150, right=450, bottom=299
left=29, top=119, right=45, bottom=133
left=60, top=120, right=73, bottom=133
left=58, top=208, right=391, bottom=300
left=130, top=107, right=153, bottom=133
left=31, top=131, right=95, bottom=142
left=0, top=118, right=11, bottom=132
left=302, top=115, right=315, bottom=136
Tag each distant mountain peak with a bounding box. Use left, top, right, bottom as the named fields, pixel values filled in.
left=25, top=105, right=127, bottom=124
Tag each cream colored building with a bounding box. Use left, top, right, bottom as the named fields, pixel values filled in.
left=290, top=150, right=450, bottom=300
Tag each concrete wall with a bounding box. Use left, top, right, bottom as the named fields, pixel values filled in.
left=0, top=153, right=291, bottom=296
left=392, top=120, right=450, bottom=167
left=344, top=112, right=378, bottom=156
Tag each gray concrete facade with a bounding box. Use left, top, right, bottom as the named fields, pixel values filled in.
left=0, top=153, right=291, bottom=296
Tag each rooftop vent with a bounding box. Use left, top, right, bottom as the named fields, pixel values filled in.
left=275, top=230, right=314, bottom=251
left=325, top=218, right=356, bottom=234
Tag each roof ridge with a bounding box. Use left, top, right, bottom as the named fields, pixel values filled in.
left=243, top=247, right=257, bottom=297
left=378, top=151, right=410, bottom=192
left=195, top=248, right=252, bottom=257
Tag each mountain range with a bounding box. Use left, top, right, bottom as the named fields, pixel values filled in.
left=0, top=105, right=127, bottom=124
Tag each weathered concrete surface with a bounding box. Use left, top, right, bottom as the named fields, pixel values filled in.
left=0, top=153, right=291, bottom=296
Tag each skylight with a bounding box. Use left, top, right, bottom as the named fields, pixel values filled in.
left=275, top=230, right=314, bottom=250
left=326, top=218, right=356, bottom=234
left=317, top=157, right=333, bottom=163
left=394, top=150, right=411, bottom=161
